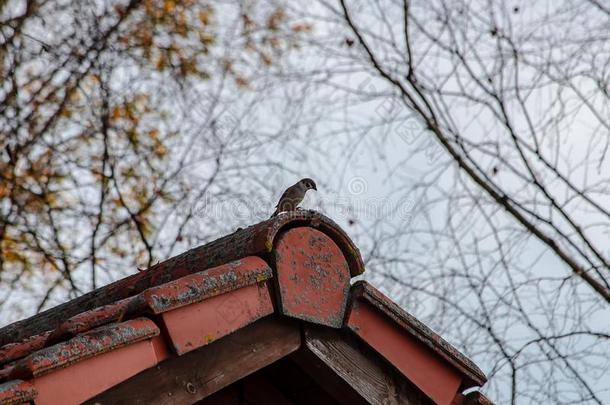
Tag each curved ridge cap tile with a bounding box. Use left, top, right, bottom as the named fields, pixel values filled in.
left=258, top=210, right=364, bottom=277
left=350, top=280, right=487, bottom=386
left=202, top=210, right=364, bottom=276
left=45, top=295, right=142, bottom=346
left=0, top=365, right=14, bottom=381
left=0, top=379, right=36, bottom=404
left=0, top=331, right=52, bottom=367
left=0, top=296, right=144, bottom=366
left=141, top=256, right=273, bottom=314
left=9, top=318, right=159, bottom=380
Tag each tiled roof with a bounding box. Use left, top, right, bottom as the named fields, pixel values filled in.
left=348, top=281, right=485, bottom=389
left=0, top=211, right=491, bottom=405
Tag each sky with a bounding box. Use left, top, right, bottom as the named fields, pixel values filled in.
left=1, top=0, right=608, bottom=403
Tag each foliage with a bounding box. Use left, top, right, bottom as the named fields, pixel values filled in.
left=0, top=0, right=308, bottom=317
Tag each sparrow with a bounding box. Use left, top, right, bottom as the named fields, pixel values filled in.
left=271, top=178, right=317, bottom=217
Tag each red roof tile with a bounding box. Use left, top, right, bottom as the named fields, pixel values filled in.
left=0, top=211, right=363, bottom=348
left=140, top=255, right=272, bottom=314
left=0, top=332, right=51, bottom=368
left=348, top=280, right=486, bottom=387
left=0, top=258, right=273, bottom=368
left=346, top=281, right=486, bottom=404
left=0, top=379, right=36, bottom=405
left=9, top=318, right=158, bottom=380
left=0, top=211, right=490, bottom=405
left=273, top=227, right=351, bottom=327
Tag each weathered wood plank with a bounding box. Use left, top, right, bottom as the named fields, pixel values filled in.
left=197, top=358, right=340, bottom=405
left=193, top=385, right=241, bottom=405
left=85, top=317, right=301, bottom=405
left=290, top=348, right=369, bottom=405
left=300, top=325, right=433, bottom=405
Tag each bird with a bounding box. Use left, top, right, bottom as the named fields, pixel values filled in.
left=270, top=178, right=317, bottom=217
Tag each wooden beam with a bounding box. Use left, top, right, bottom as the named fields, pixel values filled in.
left=194, top=384, right=241, bottom=405
left=198, top=357, right=341, bottom=405
left=290, top=348, right=369, bottom=405
left=298, top=325, right=433, bottom=405
left=85, top=317, right=300, bottom=404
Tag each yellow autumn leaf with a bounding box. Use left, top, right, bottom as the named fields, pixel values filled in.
left=155, top=143, right=167, bottom=157
left=0, top=184, right=9, bottom=199
left=156, top=54, right=167, bottom=70
left=261, top=52, right=272, bottom=66
left=4, top=251, right=25, bottom=264
left=198, top=8, right=213, bottom=25
left=164, top=0, right=175, bottom=14
left=292, top=22, right=313, bottom=33
left=266, top=8, right=286, bottom=31
left=60, top=107, right=72, bottom=118
left=235, top=75, right=250, bottom=88
left=111, top=106, right=122, bottom=120
left=199, top=32, right=215, bottom=46
left=148, top=129, right=160, bottom=140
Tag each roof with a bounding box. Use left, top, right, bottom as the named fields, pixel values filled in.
left=0, top=211, right=492, bottom=405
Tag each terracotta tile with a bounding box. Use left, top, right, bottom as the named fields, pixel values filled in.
left=0, top=211, right=363, bottom=347
left=160, top=282, right=275, bottom=355
left=0, top=379, right=36, bottom=405
left=45, top=296, right=140, bottom=346
left=274, top=227, right=351, bottom=328
left=0, top=332, right=51, bottom=367
left=32, top=337, right=161, bottom=405
left=349, top=281, right=486, bottom=388
left=348, top=297, right=462, bottom=405
left=0, top=212, right=492, bottom=405
left=142, top=256, right=273, bottom=314
left=10, top=318, right=159, bottom=380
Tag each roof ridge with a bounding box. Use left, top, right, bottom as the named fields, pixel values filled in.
left=0, top=211, right=363, bottom=347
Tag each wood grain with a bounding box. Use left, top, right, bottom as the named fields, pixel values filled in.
left=300, top=325, right=433, bottom=405
left=85, top=317, right=300, bottom=404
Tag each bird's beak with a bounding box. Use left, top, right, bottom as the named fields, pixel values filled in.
left=312, top=183, right=317, bottom=190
